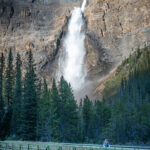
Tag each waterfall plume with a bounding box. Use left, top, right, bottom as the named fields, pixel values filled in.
left=57, top=0, right=87, bottom=97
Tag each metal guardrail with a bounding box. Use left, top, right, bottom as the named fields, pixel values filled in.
left=109, top=145, right=150, bottom=150
left=0, top=141, right=150, bottom=150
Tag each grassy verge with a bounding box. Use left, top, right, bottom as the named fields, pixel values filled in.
left=0, top=141, right=133, bottom=150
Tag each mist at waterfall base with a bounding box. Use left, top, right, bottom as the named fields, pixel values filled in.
left=57, top=0, right=93, bottom=100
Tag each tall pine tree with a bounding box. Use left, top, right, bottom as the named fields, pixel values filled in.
left=38, top=79, right=53, bottom=141
left=82, top=96, right=93, bottom=142
left=59, top=76, right=78, bottom=142
left=21, top=50, right=37, bottom=140
left=51, top=79, right=61, bottom=142
left=0, top=53, right=5, bottom=123
left=77, top=99, right=84, bottom=142
left=5, top=49, right=14, bottom=110
left=11, top=53, right=22, bottom=136
left=0, top=49, right=14, bottom=138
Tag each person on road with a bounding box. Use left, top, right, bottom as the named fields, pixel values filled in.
left=103, top=138, right=110, bottom=148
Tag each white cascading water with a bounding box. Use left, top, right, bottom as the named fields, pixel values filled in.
left=57, top=0, right=87, bottom=92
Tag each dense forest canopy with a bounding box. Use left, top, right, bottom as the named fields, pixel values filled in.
left=0, top=46, right=150, bottom=144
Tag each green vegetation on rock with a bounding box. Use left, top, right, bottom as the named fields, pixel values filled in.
left=103, top=46, right=150, bottom=100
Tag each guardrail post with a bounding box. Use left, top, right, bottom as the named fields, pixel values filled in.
left=28, top=144, right=30, bottom=150
left=58, top=146, right=62, bottom=150
left=20, top=144, right=22, bottom=150
left=5, top=143, right=8, bottom=150
left=37, top=145, right=40, bottom=150
left=12, top=144, right=14, bottom=150
left=46, top=146, right=50, bottom=150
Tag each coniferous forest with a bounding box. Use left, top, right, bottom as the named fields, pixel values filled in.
left=0, top=47, right=150, bottom=144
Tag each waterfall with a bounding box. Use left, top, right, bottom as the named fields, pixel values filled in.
left=57, top=0, right=87, bottom=93
left=81, top=0, right=87, bottom=12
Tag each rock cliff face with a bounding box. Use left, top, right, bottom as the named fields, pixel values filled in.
left=0, top=0, right=81, bottom=79
left=84, top=0, right=150, bottom=98
left=0, top=0, right=150, bottom=99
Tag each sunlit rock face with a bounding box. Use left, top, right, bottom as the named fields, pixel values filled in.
left=85, top=0, right=150, bottom=75
left=84, top=0, right=150, bottom=98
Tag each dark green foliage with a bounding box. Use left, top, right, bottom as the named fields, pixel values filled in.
left=1, top=49, right=14, bottom=138
left=103, top=46, right=150, bottom=144
left=0, top=53, right=5, bottom=123
left=38, top=79, right=53, bottom=141
left=59, top=76, right=78, bottom=142
left=11, top=53, right=22, bottom=136
left=1, top=46, right=150, bottom=144
left=51, top=79, right=62, bottom=141
left=21, top=50, right=38, bottom=140
left=5, top=49, right=14, bottom=109
left=0, top=53, right=5, bottom=139
left=77, top=99, right=84, bottom=142
left=92, top=101, right=111, bottom=143
left=0, top=109, right=12, bottom=139
left=82, top=96, right=93, bottom=142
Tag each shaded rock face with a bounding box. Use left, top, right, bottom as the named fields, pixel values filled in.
left=0, top=0, right=81, bottom=80
left=0, top=0, right=150, bottom=99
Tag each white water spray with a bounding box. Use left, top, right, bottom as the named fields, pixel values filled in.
left=81, top=0, right=87, bottom=12
left=57, top=0, right=87, bottom=92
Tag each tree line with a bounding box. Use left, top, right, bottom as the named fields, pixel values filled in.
left=0, top=47, right=150, bottom=144
left=0, top=49, right=110, bottom=143
left=103, top=46, right=150, bottom=144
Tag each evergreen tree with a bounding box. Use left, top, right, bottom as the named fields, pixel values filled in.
left=59, top=76, right=78, bottom=142
left=0, top=53, right=5, bottom=123
left=21, top=50, right=37, bottom=140
left=38, top=79, right=53, bottom=141
left=82, top=96, right=93, bottom=142
left=1, top=49, right=14, bottom=138
left=5, top=49, right=14, bottom=110
left=51, top=79, right=61, bottom=141
left=77, top=99, right=84, bottom=142
left=36, top=80, right=42, bottom=140
left=11, top=53, right=22, bottom=136
left=93, top=101, right=111, bottom=143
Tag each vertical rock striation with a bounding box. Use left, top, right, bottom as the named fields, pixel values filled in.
left=84, top=0, right=150, bottom=98
left=0, top=0, right=81, bottom=79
